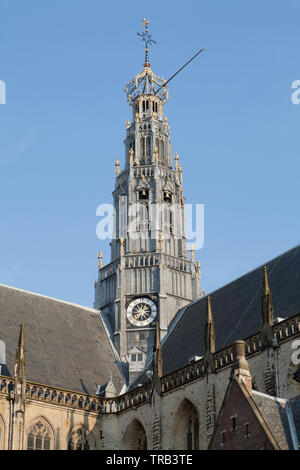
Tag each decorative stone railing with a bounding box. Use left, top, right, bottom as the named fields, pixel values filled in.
left=133, top=167, right=153, bottom=178
left=159, top=313, right=300, bottom=396
left=105, top=382, right=152, bottom=413
left=116, top=169, right=129, bottom=186
left=161, top=360, right=206, bottom=393
left=98, top=259, right=120, bottom=281
left=0, top=377, right=15, bottom=395
left=24, top=381, right=102, bottom=412
left=124, top=253, right=160, bottom=269
left=1, top=314, right=299, bottom=415
left=123, top=253, right=192, bottom=273
left=163, top=254, right=192, bottom=273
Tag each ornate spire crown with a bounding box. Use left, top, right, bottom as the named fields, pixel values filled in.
left=125, top=19, right=169, bottom=105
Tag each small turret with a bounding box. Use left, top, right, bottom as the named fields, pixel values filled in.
left=203, top=296, right=216, bottom=373
left=261, top=265, right=275, bottom=349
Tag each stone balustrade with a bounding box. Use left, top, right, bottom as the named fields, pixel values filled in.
left=0, top=377, right=15, bottom=395
left=1, top=313, right=299, bottom=415
left=98, top=259, right=120, bottom=281
left=24, top=381, right=102, bottom=412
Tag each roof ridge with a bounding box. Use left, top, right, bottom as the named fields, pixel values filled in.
left=0, top=283, right=99, bottom=314
left=205, top=244, right=300, bottom=297
left=252, top=390, right=287, bottom=405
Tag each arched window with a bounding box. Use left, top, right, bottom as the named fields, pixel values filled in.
left=140, top=137, right=145, bottom=158
left=27, top=418, right=53, bottom=450
left=123, top=419, right=147, bottom=450
left=137, top=203, right=149, bottom=231
left=68, top=427, right=90, bottom=450
left=173, top=399, right=199, bottom=449
left=146, top=136, right=151, bottom=156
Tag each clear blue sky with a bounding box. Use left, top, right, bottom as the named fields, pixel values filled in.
left=0, top=0, right=299, bottom=306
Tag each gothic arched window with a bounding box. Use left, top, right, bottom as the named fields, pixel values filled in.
left=146, top=136, right=151, bottom=156
left=159, top=139, right=164, bottom=159
left=123, top=419, right=147, bottom=450
left=68, top=427, right=90, bottom=451
left=173, top=399, right=199, bottom=450
left=137, top=203, right=149, bottom=231
left=27, top=418, right=53, bottom=450
left=140, top=137, right=145, bottom=158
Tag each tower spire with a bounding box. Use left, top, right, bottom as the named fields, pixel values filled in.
left=205, top=296, right=215, bottom=354
left=137, top=18, right=156, bottom=69
left=203, top=296, right=216, bottom=374
left=261, top=265, right=275, bottom=348
left=15, top=323, right=26, bottom=381
left=262, top=265, right=274, bottom=326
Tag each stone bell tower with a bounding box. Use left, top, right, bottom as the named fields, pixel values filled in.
left=94, top=20, right=203, bottom=382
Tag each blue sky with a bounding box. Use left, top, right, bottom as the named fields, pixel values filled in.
left=0, top=0, right=299, bottom=306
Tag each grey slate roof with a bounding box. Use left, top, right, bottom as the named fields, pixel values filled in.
left=161, top=245, right=300, bottom=375
left=128, top=245, right=300, bottom=390
left=0, top=284, right=124, bottom=395
left=252, top=391, right=295, bottom=450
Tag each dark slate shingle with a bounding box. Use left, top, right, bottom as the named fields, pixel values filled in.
left=0, top=285, right=124, bottom=394
left=161, top=245, right=300, bottom=375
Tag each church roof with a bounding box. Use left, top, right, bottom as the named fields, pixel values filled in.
left=252, top=391, right=298, bottom=450
left=161, top=245, right=300, bottom=375
left=0, top=284, right=124, bottom=395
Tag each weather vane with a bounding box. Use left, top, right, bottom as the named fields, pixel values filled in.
left=137, top=18, right=156, bottom=67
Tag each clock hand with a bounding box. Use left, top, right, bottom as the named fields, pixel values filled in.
left=135, top=305, right=148, bottom=319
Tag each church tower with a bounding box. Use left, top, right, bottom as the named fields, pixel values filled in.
left=95, top=20, right=203, bottom=382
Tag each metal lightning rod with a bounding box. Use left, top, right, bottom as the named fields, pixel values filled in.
left=154, top=47, right=206, bottom=94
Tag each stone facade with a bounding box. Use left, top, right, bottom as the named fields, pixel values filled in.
left=0, top=25, right=299, bottom=451
left=0, top=313, right=299, bottom=450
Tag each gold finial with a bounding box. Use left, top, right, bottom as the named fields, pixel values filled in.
left=135, top=112, right=139, bottom=121
left=178, top=165, right=182, bottom=183
left=129, top=147, right=134, bottom=164
left=164, top=116, right=168, bottom=123
left=174, top=152, right=179, bottom=170
left=115, top=158, right=120, bottom=176
left=158, top=233, right=163, bottom=252
left=126, top=120, right=130, bottom=129
left=120, top=237, right=124, bottom=254
left=263, top=265, right=271, bottom=294
left=137, top=18, right=156, bottom=69
left=190, top=244, right=195, bottom=262
left=98, top=251, right=103, bottom=269
left=196, top=260, right=201, bottom=275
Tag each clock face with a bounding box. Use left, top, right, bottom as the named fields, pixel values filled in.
left=127, top=297, right=157, bottom=327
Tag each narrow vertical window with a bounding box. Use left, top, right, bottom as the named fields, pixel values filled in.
left=231, top=416, right=236, bottom=431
